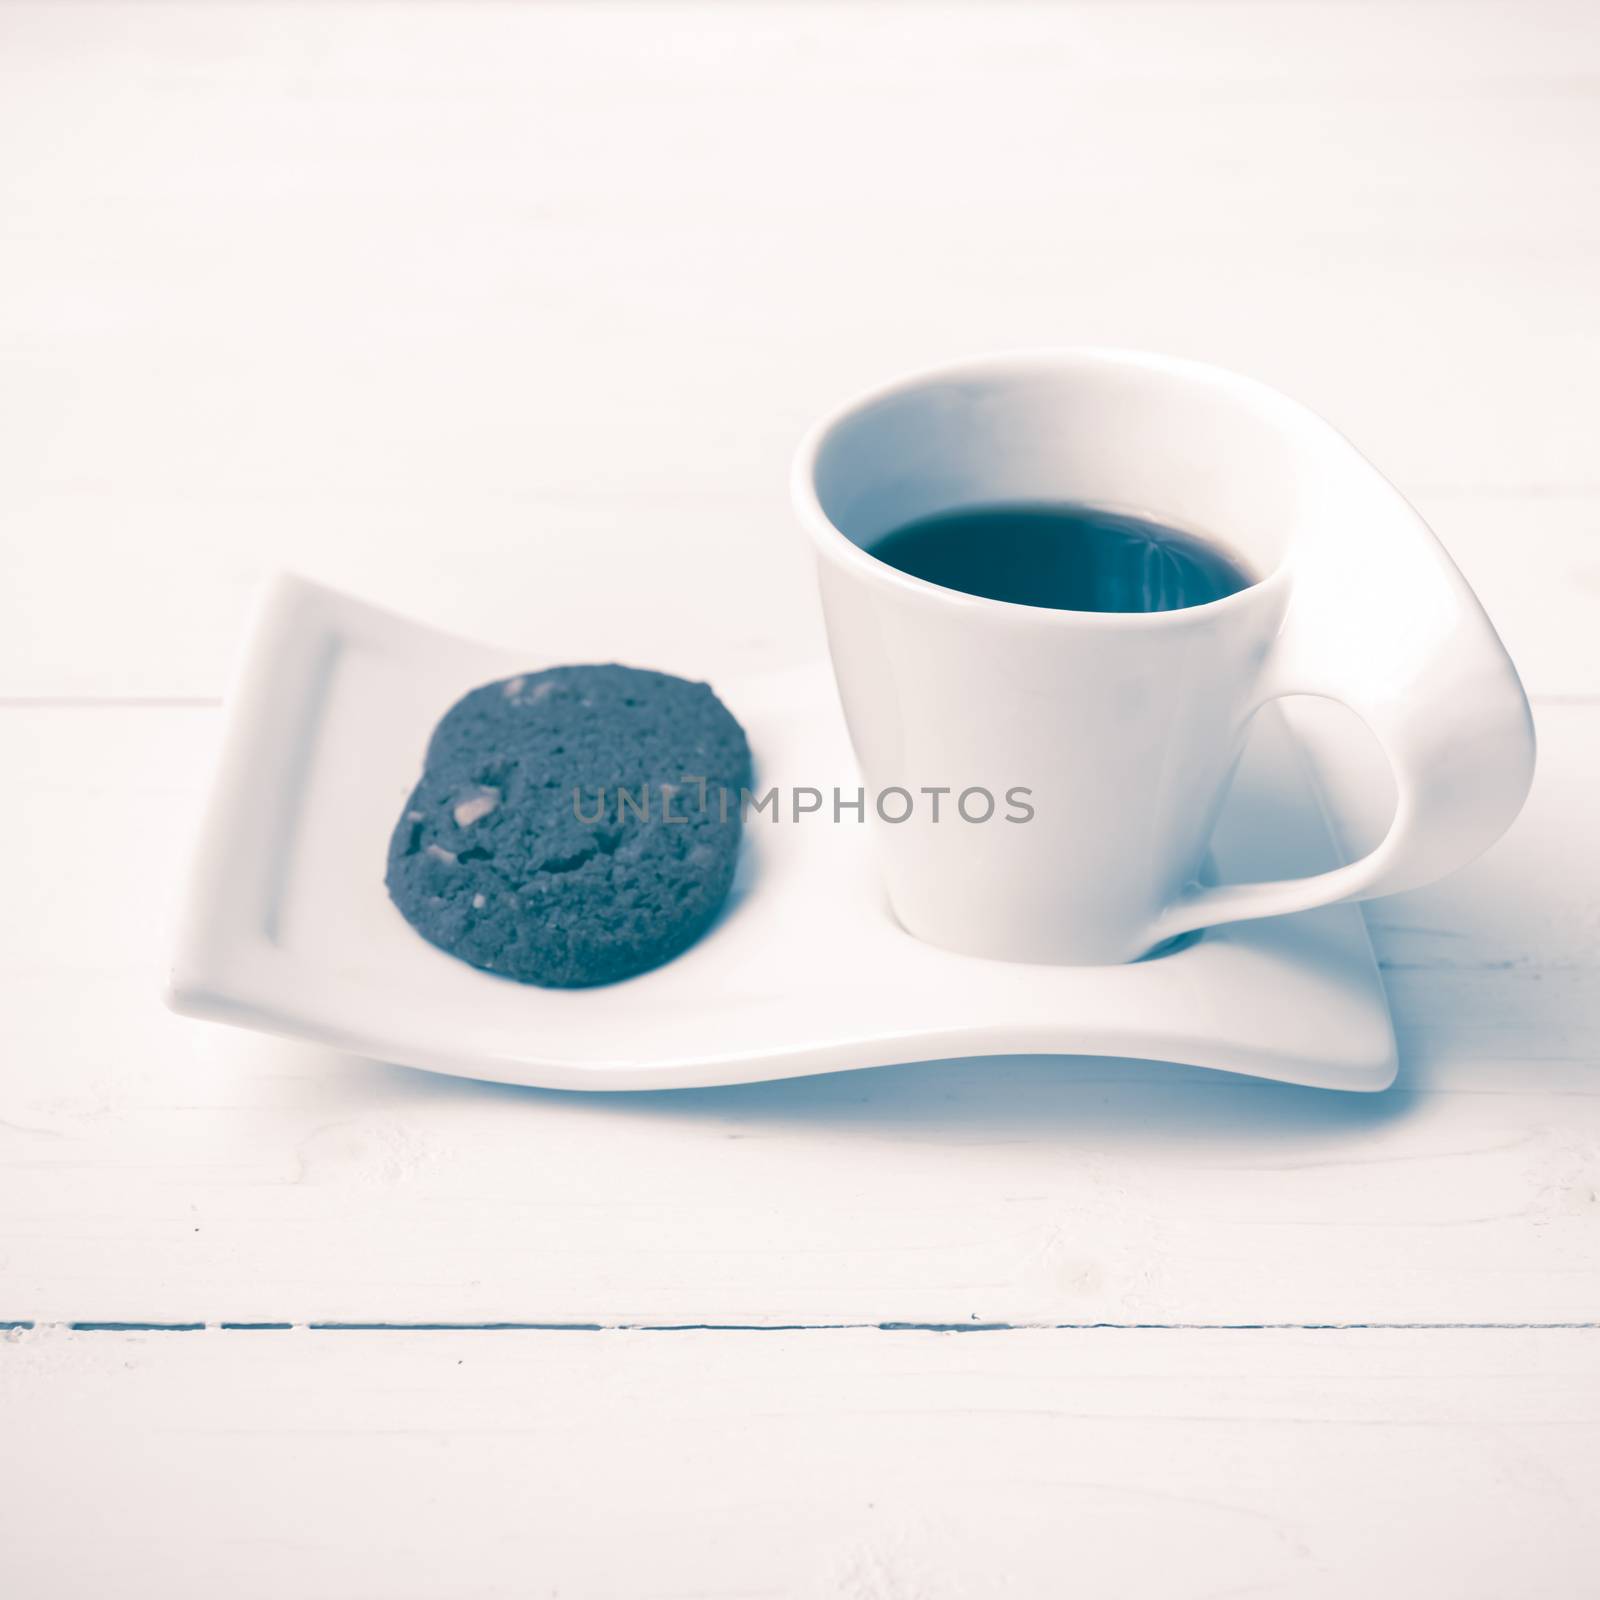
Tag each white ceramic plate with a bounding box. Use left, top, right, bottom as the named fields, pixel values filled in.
left=168, top=574, right=1397, bottom=1092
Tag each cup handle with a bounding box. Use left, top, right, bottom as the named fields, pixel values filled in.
left=1148, top=530, right=1536, bottom=947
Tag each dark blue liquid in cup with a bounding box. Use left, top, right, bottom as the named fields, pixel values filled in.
left=867, top=502, right=1255, bottom=613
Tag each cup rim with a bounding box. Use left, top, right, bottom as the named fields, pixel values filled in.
left=791, top=346, right=1305, bottom=629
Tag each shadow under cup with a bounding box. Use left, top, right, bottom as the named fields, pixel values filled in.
left=794, top=352, right=1309, bottom=966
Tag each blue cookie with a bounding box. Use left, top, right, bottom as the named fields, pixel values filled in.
left=386, top=665, right=751, bottom=987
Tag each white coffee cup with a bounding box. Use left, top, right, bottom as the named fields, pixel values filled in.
left=793, top=349, right=1535, bottom=965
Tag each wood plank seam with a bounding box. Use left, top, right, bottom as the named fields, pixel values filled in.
left=8, top=1320, right=1600, bottom=1334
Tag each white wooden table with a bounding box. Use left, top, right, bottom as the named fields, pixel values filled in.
left=3, top=3, right=1597, bottom=1593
